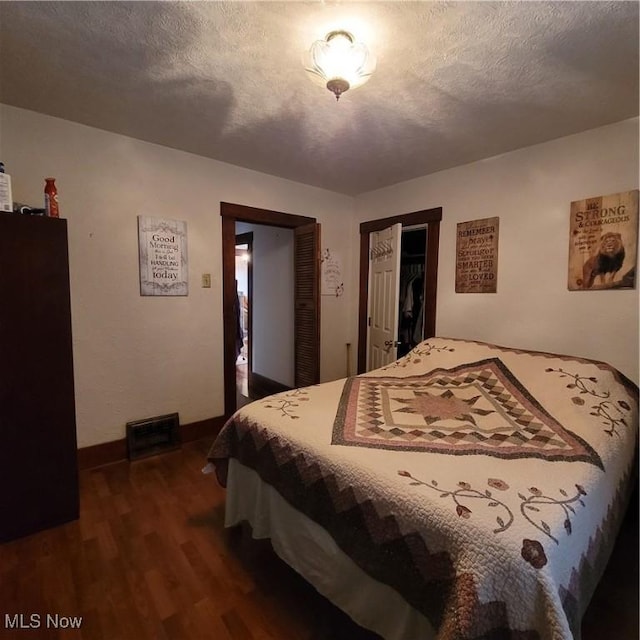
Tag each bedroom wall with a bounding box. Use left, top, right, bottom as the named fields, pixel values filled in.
left=354, top=118, right=640, bottom=384
left=235, top=222, right=295, bottom=387
left=3, top=105, right=637, bottom=451
left=0, top=104, right=356, bottom=447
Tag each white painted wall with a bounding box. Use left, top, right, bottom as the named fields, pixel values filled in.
left=236, top=222, right=294, bottom=387
left=3, top=105, right=637, bottom=450
left=1, top=104, right=356, bottom=447
left=355, top=118, right=640, bottom=383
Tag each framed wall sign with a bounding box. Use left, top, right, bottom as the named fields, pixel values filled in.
left=568, top=190, right=638, bottom=291
left=138, top=216, right=188, bottom=296
left=455, top=217, right=499, bottom=293
left=321, top=248, right=344, bottom=297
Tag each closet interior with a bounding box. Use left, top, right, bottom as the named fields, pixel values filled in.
left=398, top=227, right=427, bottom=358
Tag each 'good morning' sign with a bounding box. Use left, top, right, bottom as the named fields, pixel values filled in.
left=138, top=216, right=188, bottom=296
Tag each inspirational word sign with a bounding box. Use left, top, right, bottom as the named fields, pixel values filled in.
left=455, top=217, right=499, bottom=293
left=321, top=248, right=344, bottom=297
left=568, top=190, right=638, bottom=291
left=138, top=216, right=188, bottom=296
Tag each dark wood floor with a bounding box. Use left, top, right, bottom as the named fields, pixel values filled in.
left=0, top=440, right=637, bottom=639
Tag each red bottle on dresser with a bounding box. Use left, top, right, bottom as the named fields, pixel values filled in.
left=44, top=178, right=59, bottom=217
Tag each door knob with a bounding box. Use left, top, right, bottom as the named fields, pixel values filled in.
left=384, top=340, right=400, bottom=349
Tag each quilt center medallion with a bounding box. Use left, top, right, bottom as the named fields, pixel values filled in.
left=332, top=358, right=602, bottom=467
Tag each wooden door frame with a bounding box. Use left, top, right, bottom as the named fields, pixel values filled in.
left=358, top=207, right=442, bottom=374
left=221, top=202, right=317, bottom=418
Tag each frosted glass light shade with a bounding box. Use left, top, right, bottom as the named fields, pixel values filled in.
left=303, top=30, right=376, bottom=100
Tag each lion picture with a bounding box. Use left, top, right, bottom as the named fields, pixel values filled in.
left=581, top=232, right=625, bottom=289
left=568, top=190, right=638, bottom=291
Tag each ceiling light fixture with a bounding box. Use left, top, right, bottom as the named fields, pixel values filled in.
left=303, top=30, right=376, bottom=101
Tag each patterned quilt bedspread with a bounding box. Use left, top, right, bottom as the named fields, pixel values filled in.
left=208, top=338, right=638, bottom=640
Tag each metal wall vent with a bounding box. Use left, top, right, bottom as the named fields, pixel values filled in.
left=126, top=412, right=181, bottom=460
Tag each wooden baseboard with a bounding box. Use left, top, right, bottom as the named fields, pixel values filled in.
left=77, top=415, right=226, bottom=470
left=249, top=371, right=292, bottom=398
left=181, top=415, right=226, bottom=443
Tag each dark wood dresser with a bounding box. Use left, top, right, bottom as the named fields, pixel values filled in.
left=0, top=213, right=79, bottom=542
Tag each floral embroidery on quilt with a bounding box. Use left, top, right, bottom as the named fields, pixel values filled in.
left=381, top=342, right=455, bottom=369
left=545, top=367, right=634, bottom=437
left=397, top=470, right=589, bottom=570
left=521, top=539, right=548, bottom=569
left=262, top=388, right=310, bottom=419
left=397, top=471, right=513, bottom=533
left=544, top=367, right=610, bottom=399
left=518, top=484, right=587, bottom=544
left=334, top=358, right=603, bottom=467
left=397, top=471, right=588, bottom=543
left=590, top=399, right=632, bottom=437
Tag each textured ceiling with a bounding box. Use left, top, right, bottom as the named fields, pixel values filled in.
left=0, top=1, right=638, bottom=195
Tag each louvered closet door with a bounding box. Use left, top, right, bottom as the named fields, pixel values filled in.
left=294, top=223, right=321, bottom=387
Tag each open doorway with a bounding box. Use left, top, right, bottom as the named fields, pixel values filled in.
left=234, top=223, right=298, bottom=407
left=221, top=202, right=321, bottom=418
left=235, top=232, right=252, bottom=407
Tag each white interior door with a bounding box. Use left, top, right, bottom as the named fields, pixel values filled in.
left=367, top=223, right=402, bottom=371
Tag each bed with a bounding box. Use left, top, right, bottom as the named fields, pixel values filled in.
left=207, top=337, right=638, bottom=640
